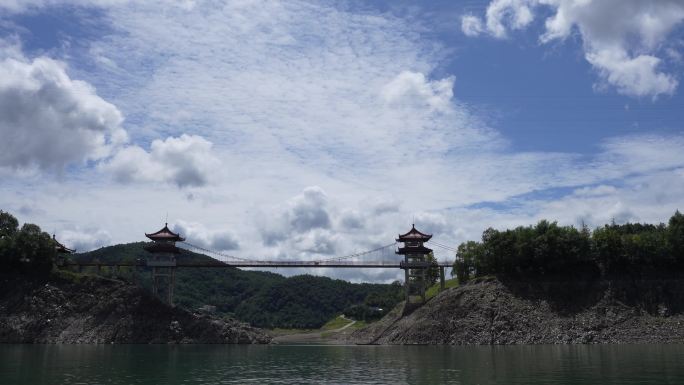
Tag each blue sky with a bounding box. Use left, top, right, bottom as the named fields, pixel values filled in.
left=1, top=0, right=684, bottom=282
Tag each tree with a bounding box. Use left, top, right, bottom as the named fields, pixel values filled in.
left=668, top=211, right=684, bottom=267
left=0, top=210, right=18, bottom=239
left=0, top=211, right=19, bottom=270
left=0, top=211, right=56, bottom=275
left=14, top=223, right=56, bottom=274
left=425, top=252, right=439, bottom=286
left=454, top=241, right=481, bottom=283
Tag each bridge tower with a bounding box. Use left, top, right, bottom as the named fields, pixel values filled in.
left=52, top=234, right=74, bottom=268
left=396, top=224, right=433, bottom=306
left=144, top=223, right=184, bottom=305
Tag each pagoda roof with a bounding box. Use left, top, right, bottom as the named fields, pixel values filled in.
left=52, top=234, right=74, bottom=254
left=396, top=224, right=432, bottom=242
left=145, top=223, right=185, bottom=242
left=396, top=245, right=433, bottom=255
left=144, top=242, right=182, bottom=254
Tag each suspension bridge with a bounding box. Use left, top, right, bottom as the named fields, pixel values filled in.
left=63, top=241, right=456, bottom=267
left=59, top=224, right=457, bottom=305
left=175, top=241, right=455, bottom=268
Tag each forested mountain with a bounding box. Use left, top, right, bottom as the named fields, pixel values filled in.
left=73, top=242, right=402, bottom=328
left=234, top=275, right=402, bottom=328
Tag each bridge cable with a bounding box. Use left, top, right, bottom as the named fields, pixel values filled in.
left=428, top=241, right=458, bottom=252
left=179, top=240, right=398, bottom=264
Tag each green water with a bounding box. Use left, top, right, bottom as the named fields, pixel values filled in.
left=2, top=344, right=684, bottom=384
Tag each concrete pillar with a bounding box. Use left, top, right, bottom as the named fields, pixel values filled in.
left=151, top=267, right=158, bottom=297
left=404, top=268, right=410, bottom=303
left=420, top=267, right=426, bottom=303
left=168, top=268, right=175, bottom=306
left=440, top=266, right=445, bottom=291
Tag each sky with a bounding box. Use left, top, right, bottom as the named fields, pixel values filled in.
left=1, top=0, right=684, bottom=282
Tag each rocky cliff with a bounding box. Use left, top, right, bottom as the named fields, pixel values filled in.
left=351, top=277, right=684, bottom=345
left=0, top=273, right=271, bottom=344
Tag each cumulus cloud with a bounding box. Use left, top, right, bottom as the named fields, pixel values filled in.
left=483, top=0, right=535, bottom=38
left=259, top=186, right=333, bottom=249
left=57, top=227, right=112, bottom=252
left=339, top=210, right=366, bottom=230
left=461, top=15, right=484, bottom=37
left=463, top=0, right=684, bottom=97
left=172, top=220, right=240, bottom=252
left=0, top=43, right=127, bottom=171
left=102, top=134, right=219, bottom=188
left=381, top=71, right=454, bottom=112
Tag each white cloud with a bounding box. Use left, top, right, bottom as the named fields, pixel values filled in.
left=0, top=43, right=127, bottom=171
left=381, top=71, right=454, bottom=112
left=463, top=0, right=684, bottom=97
left=461, top=14, right=484, bottom=37
left=57, top=227, right=112, bottom=252
left=485, top=0, right=535, bottom=38
left=259, top=186, right=333, bottom=249
left=0, top=41, right=216, bottom=188
left=586, top=47, right=677, bottom=97
left=102, top=134, right=219, bottom=188
left=338, top=209, right=366, bottom=230
left=171, top=220, right=239, bottom=252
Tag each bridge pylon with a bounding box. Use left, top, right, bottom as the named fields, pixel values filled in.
left=144, top=223, right=184, bottom=305
left=396, top=224, right=433, bottom=306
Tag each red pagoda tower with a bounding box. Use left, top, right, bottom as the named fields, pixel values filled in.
left=145, top=223, right=184, bottom=305
left=397, top=224, right=433, bottom=305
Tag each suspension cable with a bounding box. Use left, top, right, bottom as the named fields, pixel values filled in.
left=180, top=241, right=255, bottom=262
left=179, top=240, right=398, bottom=264
left=317, top=243, right=397, bottom=262
left=428, top=240, right=458, bottom=252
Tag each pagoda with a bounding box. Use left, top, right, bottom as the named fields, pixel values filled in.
left=145, top=223, right=184, bottom=305
left=396, top=224, right=433, bottom=305
left=51, top=234, right=74, bottom=268
left=53, top=234, right=74, bottom=254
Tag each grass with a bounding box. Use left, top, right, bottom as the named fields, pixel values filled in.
left=321, top=315, right=354, bottom=331
left=425, top=278, right=459, bottom=300
left=266, top=327, right=315, bottom=336
left=320, top=318, right=369, bottom=338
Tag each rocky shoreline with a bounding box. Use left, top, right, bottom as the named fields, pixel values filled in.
left=350, top=277, right=684, bottom=345
left=0, top=273, right=271, bottom=344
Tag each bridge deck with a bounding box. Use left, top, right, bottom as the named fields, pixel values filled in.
left=63, top=261, right=452, bottom=268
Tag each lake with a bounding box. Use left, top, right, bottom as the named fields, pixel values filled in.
left=2, top=344, right=684, bottom=384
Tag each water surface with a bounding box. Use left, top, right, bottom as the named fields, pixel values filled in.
left=2, top=344, right=683, bottom=384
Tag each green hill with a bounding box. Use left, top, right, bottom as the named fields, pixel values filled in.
left=72, top=242, right=402, bottom=328
left=234, top=274, right=401, bottom=328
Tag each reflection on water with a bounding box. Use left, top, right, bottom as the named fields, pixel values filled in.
left=1, top=344, right=684, bottom=384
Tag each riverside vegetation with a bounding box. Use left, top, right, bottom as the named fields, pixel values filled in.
left=452, top=211, right=684, bottom=284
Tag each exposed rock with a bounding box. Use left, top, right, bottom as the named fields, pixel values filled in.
left=350, top=277, right=684, bottom=345
left=0, top=274, right=271, bottom=344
